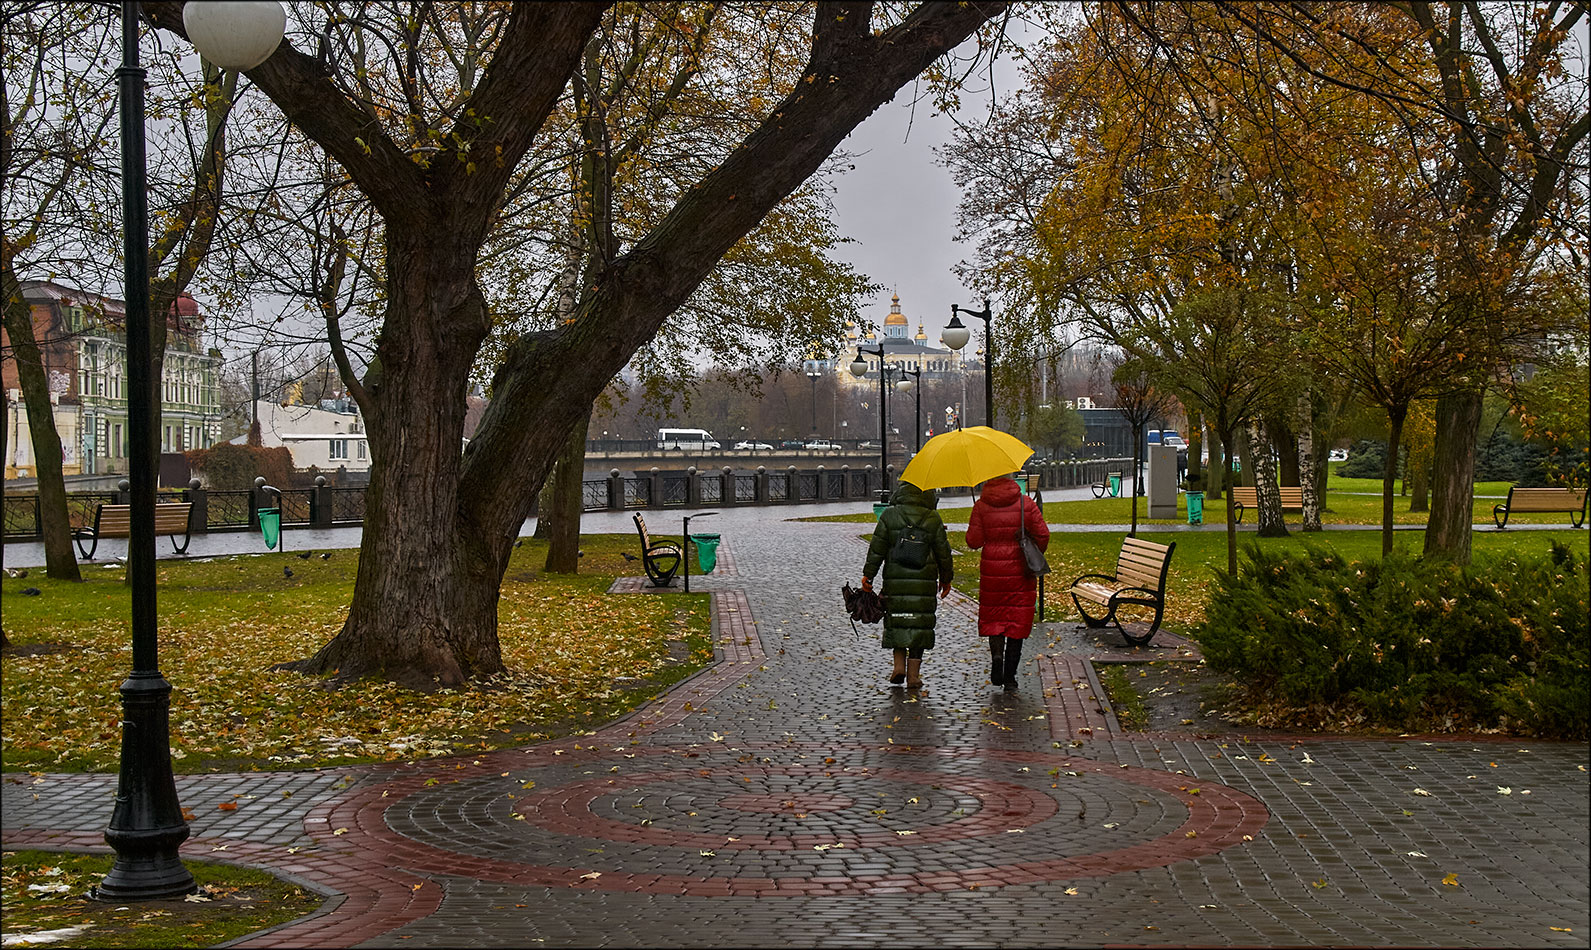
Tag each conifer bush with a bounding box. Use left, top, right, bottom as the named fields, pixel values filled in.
left=1196, top=542, right=1587, bottom=737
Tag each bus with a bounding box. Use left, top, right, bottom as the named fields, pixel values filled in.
left=656, top=428, right=721, bottom=451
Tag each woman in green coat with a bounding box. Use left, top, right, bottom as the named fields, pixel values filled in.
left=861, top=482, right=955, bottom=689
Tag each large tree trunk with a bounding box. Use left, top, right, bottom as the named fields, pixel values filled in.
left=544, top=411, right=591, bottom=573
left=1425, top=387, right=1482, bottom=564
left=1, top=285, right=81, bottom=581
left=279, top=238, right=498, bottom=690
left=1381, top=405, right=1407, bottom=558
left=1296, top=393, right=1321, bottom=532
left=1249, top=417, right=1287, bottom=538
left=223, top=1, right=1005, bottom=687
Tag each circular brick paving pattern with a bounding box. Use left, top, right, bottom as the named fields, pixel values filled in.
left=359, top=744, right=1266, bottom=895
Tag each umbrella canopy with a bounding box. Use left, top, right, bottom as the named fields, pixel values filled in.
left=899, top=426, right=1034, bottom=490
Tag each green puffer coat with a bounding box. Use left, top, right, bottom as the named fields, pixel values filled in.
left=863, top=482, right=955, bottom=651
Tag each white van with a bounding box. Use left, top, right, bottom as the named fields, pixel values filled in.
left=656, top=427, right=721, bottom=451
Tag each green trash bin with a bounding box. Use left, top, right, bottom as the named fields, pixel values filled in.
left=259, top=507, right=282, bottom=550
left=1185, top=491, right=1204, bottom=526
left=873, top=503, right=888, bottom=520
left=690, top=533, right=721, bottom=574
left=1108, top=473, right=1122, bottom=497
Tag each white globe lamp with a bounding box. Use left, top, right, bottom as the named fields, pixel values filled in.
left=184, top=1, right=286, bottom=70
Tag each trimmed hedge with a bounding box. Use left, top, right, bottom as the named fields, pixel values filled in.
left=1196, top=542, right=1588, bottom=737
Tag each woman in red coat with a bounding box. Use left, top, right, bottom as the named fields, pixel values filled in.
left=965, top=474, right=1050, bottom=691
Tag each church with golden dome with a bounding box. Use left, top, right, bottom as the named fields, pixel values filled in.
left=842, top=292, right=968, bottom=381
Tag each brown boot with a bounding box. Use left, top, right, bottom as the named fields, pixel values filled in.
left=889, top=649, right=906, bottom=685
left=906, top=657, right=923, bottom=690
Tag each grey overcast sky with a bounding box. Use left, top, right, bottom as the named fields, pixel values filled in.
left=826, top=24, right=1034, bottom=357
left=828, top=91, right=978, bottom=350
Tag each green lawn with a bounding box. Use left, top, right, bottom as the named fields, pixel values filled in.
left=1, top=850, right=321, bottom=949
left=1, top=536, right=712, bottom=773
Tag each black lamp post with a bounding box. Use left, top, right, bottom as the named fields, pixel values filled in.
left=96, top=0, right=283, bottom=902
left=946, top=298, right=994, bottom=428
left=803, top=357, right=823, bottom=434
left=894, top=363, right=923, bottom=453
left=850, top=343, right=889, bottom=493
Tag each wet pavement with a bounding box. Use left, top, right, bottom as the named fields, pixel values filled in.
left=3, top=494, right=1587, bottom=948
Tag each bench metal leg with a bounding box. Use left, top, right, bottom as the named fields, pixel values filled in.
left=643, top=549, right=681, bottom=587
left=73, top=531, right=98, bottom=560
left=1070, top=593, right=1112, bottom=628
left=1493, top=505, right=1509, bottom=529
left=1115, top=601, right=1163, bottom=648
left=169, top=532, right=192, bottom=555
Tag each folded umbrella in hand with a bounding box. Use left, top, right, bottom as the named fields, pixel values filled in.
left=842, top=583, right=885, bottom=624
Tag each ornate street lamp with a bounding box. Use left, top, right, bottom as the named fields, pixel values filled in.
left=894, top=363, right=923, bottom=453
left=803, top=356, right=823, bottom=435
left=945, top=298, right=994, bottom=428
left=95, top=0, right=284, bottom=902
left=850, top=343, right=890, bottom=495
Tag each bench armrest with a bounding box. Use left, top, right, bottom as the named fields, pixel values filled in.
left=1111, top=585, right=1164, bottom=601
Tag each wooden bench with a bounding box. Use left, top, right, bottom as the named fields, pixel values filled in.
left=1229, top=485, right=1303, bottom=523
left=1091, top=471, right=1123, bottom=499
left=632, top=513, right=682, bottom=587
left=1492, top=486, right=1587, bottom=529
left=1068, top=536, right=1176, bottom=647
left=73, top=502, right=194, bottom=560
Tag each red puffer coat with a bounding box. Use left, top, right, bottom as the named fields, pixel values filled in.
left=965, top=476, right=1050, bottom=639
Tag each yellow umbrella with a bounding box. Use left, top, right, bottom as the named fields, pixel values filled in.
left=899, top=426, right=1034, bottom=490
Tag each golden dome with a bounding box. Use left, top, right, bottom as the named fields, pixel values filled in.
left=883, top=292, right=908, bottom=326
left=915, top=321, right=927, bottom=341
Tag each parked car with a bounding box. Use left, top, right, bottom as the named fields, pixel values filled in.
left=734, top=440, right=773, bottom=450
left=778, top=439, right=808, bottom=449
left=805, top=440, right=842, bottom=451
left=1328, top=448, right=1349, bottom=462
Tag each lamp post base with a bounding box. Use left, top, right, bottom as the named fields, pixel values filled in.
left=93, top=826, right=196, bottom=899
left=94, top=672, right=194, bottom=901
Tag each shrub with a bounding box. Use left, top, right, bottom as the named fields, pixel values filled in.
left=186, top=443, right=295, bottom=491
left=1195, top=542, right=1588, bottom=737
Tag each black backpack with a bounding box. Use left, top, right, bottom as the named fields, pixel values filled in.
left=890, top=513, right=935, bottom=570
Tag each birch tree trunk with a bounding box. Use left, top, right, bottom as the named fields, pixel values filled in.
left=1296, top=393, right=1321, bottom=531
left=1248, top=417, right=1287, bottom=538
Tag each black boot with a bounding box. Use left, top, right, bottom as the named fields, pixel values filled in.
left=1002, top=637, right=1024, bottom=692
left=988, top=636, right=1005, bottom=686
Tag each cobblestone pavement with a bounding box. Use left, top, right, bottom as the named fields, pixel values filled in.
left=4, top=498, right=1587, bottom=948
